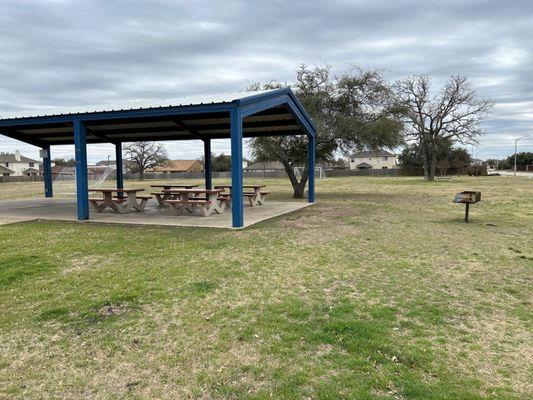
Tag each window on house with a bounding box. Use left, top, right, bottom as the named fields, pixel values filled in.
left=384, top=157, right=388, bottom=161
left=29, top=162, right=34, bottom=167
left=351, top=159, right=354, bottom=163
left=382, top=166, right=388, bottom=169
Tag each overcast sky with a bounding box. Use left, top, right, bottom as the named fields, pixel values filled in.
left=0, top=0, right=532, bottom=163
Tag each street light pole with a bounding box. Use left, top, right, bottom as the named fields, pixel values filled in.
left=514, top=135, right=528, bottom=176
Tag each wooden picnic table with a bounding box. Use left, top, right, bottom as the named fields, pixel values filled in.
left=150, top=184, right=199, bottom=205
left=89, top=188, right=150, bottom=213
left=214, top=185, right=268, bottom=207
left=150, top=184, right=199, bottom=189
left=163, top=188, right=226, bottom=216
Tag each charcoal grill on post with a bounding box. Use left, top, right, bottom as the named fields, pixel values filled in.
left=453, top=191, right=481, bottom=223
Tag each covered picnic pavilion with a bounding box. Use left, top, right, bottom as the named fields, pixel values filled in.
left=0, top=88, right=316, bottom=228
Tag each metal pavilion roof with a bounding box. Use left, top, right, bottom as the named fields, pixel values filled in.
left=0, top=88, right=316, bottom=147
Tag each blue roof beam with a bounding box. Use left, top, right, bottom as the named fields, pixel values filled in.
left=239, top=89, right=316, bottom=138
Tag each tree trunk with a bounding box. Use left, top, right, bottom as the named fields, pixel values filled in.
left=421, top=139, right=430, bottom=180
left=428, top=149, right=437, bottom=181
left=281, top=160, right=309, bottom=198
left=139, top=170, right=144, bottom=181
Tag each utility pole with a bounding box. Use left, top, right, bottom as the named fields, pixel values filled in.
left=514, top=135, right=528, bottom=176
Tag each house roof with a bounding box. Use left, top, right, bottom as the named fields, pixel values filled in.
left=52, top=165, right=74, bottom=174
left=351, top=150, right=396, bottom=158
left=0, top=165, right=15, bottom=174
left=23, top=168, right=40, bottom=174
left=356, top=162, right=373, bottom=168
left=0, top=153, right=40, bottom=163
left=0, top=88, right=316, bottom=147
left=149, top=160, right=202, bottom=173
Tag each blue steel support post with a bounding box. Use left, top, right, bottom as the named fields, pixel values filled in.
left=307, top=134, right=316, bottom=202
left=73, top=120, right=89, bottom=220
left=230, top=107, right=244, bottom=228
left=203, top=139, right=212, bottom=190
left=115, top=142, right=124, bottom=197
left=43, top=146, right=53, bottom=197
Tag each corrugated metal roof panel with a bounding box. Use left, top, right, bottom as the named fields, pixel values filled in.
left=0, top=90, right=277, bottom=120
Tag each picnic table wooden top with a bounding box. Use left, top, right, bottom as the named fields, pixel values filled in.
left=89, top=188, right=144, bottom=193
left=150, top=184, right=199, bottom=188
left=215, top=185, right=266, bottom=189
left=164, top=188, right=224, bottom=194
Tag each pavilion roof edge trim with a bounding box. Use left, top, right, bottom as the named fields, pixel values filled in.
left=0, top=89, right=283, bottom=123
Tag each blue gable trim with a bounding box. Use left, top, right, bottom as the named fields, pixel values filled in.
left=0, top=88, right=317, bottom=143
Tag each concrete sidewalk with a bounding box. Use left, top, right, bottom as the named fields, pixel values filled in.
left=0, top=198, right=314, bottom=229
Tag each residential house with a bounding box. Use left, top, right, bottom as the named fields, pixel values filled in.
left=51, top=165, right=71, bottom=178
left=0, top=150, right=42, bottom=176
left=0, top=164, right=14, bottom=177
left=148, top=159, right=204, bottom=174
left=349, top=150, right=398, bottom=170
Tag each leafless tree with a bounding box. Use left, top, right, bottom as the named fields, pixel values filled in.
left=124, top=141, right=168, bottom=181
left=395, top=75, right=492, bottom=181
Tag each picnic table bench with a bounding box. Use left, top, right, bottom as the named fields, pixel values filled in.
left=150, top=184, right=199, bottom=205
left=215, top=185, right=269, bottom=207
left=89, top=188, right=151, bottom=213
left=163, top=188, right=228, bottom=217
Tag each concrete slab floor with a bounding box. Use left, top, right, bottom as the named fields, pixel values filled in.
left=0, top=198, right=314, bottom=229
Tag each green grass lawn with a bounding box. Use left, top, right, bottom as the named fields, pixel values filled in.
left=0, top=176, right=531, bottom=399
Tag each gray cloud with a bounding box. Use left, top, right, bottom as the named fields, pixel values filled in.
left=0, top=0, right=532, bottom=162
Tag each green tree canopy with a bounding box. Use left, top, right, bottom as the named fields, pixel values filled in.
left=52, top=157, right=76, bottom=167
left=199, top=153, right=232, bottom=172
left=248, top=64, right=404, bottom=198
left=399, top=138, right=471, bottom=175
left=504, top=152, right=533, bottom=170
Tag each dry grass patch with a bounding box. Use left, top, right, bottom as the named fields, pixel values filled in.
left=0, top=176, right=531, bottom=399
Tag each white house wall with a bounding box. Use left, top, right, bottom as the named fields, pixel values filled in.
left=0, top=161, right=41, bottom=176
left=349, top=156, right=398, bottom=170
